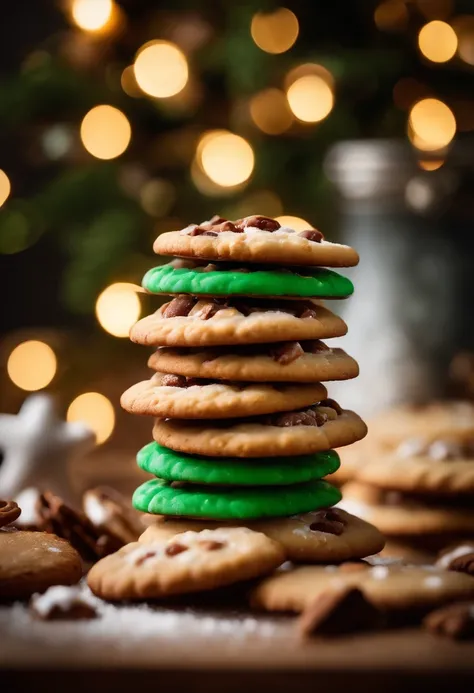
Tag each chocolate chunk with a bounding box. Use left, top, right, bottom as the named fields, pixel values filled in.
left=423, top=602, right=474, bottom=640
left=161, top=374, right=187, bottom=388
left=309, top=509, right=346, bottom=536
left=0, top=499, right=21, bottom=528
left=165, top=542, right=188, bottom=556
left=297, top=586, right=381, bottom=637
left=319, top=398, right=343, bottom=415
left=208, top=215, right=227, bottom=225
left=237, top=215, right=281, bottom=232
left=162, top=295, right=196, bottom=318
left=135, top=550, right=158, bottom=566
left=187, top=225, right=210, bottom=236
left=304, top=340, right=330, bottom=353
left=199, top=540, right=226, bottom=551
left=193, top=302, right=222, bottom=320
left=201, top=231, right=218, bottom=237
left=298, top=229, right=324, bottom=242
left=264, top=407, right=327, bottom=427
left=270, top=341, right=305, bottom=365
left=212, top=221, right=239, bottom=233
left=300, top=307, right=318, bottom=319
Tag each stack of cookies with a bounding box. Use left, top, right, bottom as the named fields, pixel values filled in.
left=340, top=402, right=474, bottom=561
left=120, top=215, right=384, bottom=566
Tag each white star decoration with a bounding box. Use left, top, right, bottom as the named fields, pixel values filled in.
left=0, top=394, right=96, bottom=504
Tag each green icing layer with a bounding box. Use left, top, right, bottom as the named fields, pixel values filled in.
left=137, top=442, right=340, bottom=486
left=142, top=263, right=353, bottom=299
left=132, top=477, right=342, bottom=519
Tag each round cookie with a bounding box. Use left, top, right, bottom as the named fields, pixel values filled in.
left=152, top=403, right=368, bottom=458
left=130, top=297, right=347, bottom=348
left=250, top=563, right=474, bottom=613
left=133, top=477, right=341, bottom=520
left=325, top=438, right=370, bottom=486
left=153, top=216, right=359, bottom=268
left=140, top=508, right=385, bottom=563
left=121, top=373, right=327, bottom=419
left=142, top=262, right=353, bottom=300
left=136, top=442, right=340, bottom=486
left=356, top=447, right=474, bottom=496
left=368, top=401, right=474, bottom=447
left=88, top=527, right=285, bottom=600
left=339, top=482, right=474, bottom=536
left=148, top=341, right=359, bottom=383
left=0, top=529, right=83, bottom=599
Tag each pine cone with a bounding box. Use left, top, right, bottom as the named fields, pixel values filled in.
left=35, top=491, right=123, bottom=562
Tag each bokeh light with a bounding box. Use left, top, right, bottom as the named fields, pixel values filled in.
left=275, top=215, right=312, bottom=232
left=250, top=88, right=293, bottom=134
left=134, top=41, right=188, bottom=98
left=251, top=8, right=299, bottom=54
left=80, top=105, right=131, bottom=160
left=286, top=75, right=334, bottom=123
left=418, top=159, right=444, bottom=171
left=418, top=21, right=457, bottom=63
left=67, top=392, right=115, bottom=444
left=7, top=341, right=57, bottom=391
left=0, top=170, right=11, bottom=208
left=198, top=131, right=254, bottom=187
left=374, top=1, right=408, bottom=32
left=95, top=283, right=141, bottom=338
left=409, top=98, right=456, bottom=151
left=453, top=15, right=474, bottom=66
left=121, top=65, right=142, bottom=98
left=71, top=0, right=113, bottom=32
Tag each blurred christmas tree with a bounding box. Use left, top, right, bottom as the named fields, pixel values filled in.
left=1, top=0, right=474, bottom=427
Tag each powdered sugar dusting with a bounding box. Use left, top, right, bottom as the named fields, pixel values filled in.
left=423, top=576, right=443, bottom=589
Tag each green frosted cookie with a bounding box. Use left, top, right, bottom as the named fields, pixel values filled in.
left=132, top=477, right=342, bottom=519
left=137, top=442, right=340, bottom=486
left=142, top=263, right=353, bottom=299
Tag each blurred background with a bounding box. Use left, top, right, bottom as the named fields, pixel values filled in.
left=1, top=0, right=474, bottom=491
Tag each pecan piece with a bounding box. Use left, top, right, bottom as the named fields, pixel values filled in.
left=297, top=586, right=381, bottom=637
left=0, top=499, right=21, bottom=528
left=161, top=374, right=187, bottom=388
left=298, top=229, right=324, bottom=242
left=424, top=602, right=474, bottom=640
left=162, top=295, right=196, bottom=318
left=237, top=215, right=281, bottom=232
left=270, top=341, right=305, bottom=365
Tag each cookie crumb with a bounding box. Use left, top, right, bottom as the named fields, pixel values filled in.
left=30, top=585, right=98, bottom=621
left=297, top=586, right=381, bottom=637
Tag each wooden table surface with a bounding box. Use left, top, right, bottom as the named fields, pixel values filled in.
left=2, top=599, right=474, bottom=693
